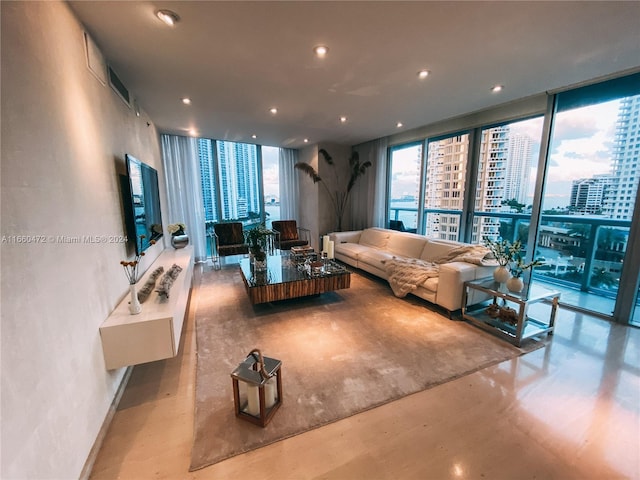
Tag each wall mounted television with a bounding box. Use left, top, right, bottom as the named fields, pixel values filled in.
left=124, top=154, right=163, bottom=254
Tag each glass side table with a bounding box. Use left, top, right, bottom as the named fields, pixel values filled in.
left=462, top=278, right=560, bottom=347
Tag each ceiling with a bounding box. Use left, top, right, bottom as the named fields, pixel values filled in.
left=68, top=1, right=640, bottom=149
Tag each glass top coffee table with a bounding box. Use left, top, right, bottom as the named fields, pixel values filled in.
left=239, top=254, right=351, bottom=304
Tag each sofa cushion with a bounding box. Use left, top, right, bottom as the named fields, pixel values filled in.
left=358, top=249, right=395, bottom=269
left=387, top=233, right=427, bottom=259
left=334, top=242, right=371, bottom=259
left=420, top=239, right=459, bottom=263
left=359, top=228, right=390, bottom=249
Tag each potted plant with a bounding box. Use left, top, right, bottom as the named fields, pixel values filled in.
left=295, top=149, right=372, bottom=231
left=245, top=224, right=272, bottom=270
left=483, top=237, right=517, bottom=283
left=507, top=250, right=544, bottom=293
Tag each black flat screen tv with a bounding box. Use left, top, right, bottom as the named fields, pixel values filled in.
left=125, top=154, right=163, bottom=254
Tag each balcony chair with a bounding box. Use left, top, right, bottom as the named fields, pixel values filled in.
left=389, top=220, right=417, bottom=234
left=211, top=222, right=249, bottom=269
left=271, top=220, right=310, bottom=251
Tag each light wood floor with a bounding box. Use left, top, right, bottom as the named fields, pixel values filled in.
left=89, top=265, right=640, bottom=479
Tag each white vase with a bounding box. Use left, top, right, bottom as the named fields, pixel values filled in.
left=129, top=284, right=142, bottom=315
left=493, top=266, right=511, bottom=283
left=506, top=276, right=524, bottom=293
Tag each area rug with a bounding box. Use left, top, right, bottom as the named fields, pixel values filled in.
left=190, top=266, right=543, bottom=471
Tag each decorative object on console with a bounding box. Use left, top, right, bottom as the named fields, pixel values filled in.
left=169, top=222, right=189, bottom=249
left=230, top=348, right=282, bottom=428
left=156, top=263, right=183, bottom=299
left=294, top=148, right=372, bottom=231
left=137, top=266, right=165, bottom=303
left=120, top=236, right=155, bottom=314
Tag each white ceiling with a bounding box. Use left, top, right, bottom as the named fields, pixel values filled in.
left=68, top=1, right=640, bottom=149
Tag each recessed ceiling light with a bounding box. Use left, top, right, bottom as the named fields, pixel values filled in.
left=269, top=107, right=278, bottom=115
left=182, top=97, right=191, bottom=105
left=396, top=122, right=403, bottom=128
left=417, top=69, right=430, bottom=79
left=156, top=9, right=180, bottom=26
left=303, top=138, right=309, bottom=143
left=491, top=84, right=504, bottom=93
left=339, top=116, right=347, bottom=123
left=252, top=134, right=257, bottom=139
left=313, top=45, right=329, bottom=57
left=188, top=128, right=197, bottom=136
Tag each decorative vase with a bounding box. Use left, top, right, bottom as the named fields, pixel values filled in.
left=493, top=266, right=511, bottom=283
left=171, top=234, right=189, bottom=249
left=506, top=276, right=525, bottom=293
left=129, top=284, right=142, bottom=315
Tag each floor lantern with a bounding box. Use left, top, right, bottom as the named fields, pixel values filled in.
left=231, top=348, right=282, bottom=427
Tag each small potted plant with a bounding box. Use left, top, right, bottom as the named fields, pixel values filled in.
left=245, top=224, right=272, bottom=270
left=483, top=237, right=517, bottom=283
left=507, top=250, right=544, bottom=293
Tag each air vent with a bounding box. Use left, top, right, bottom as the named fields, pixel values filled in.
left=108, top=65, right=131, bottom=107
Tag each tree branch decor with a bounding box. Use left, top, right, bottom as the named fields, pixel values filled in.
left=294, top=148, right=371, bottom=231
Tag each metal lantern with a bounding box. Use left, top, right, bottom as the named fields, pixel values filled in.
left=230, top=349, right=282, bottom=427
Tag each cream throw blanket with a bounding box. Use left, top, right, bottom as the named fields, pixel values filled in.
left=381, top=245, right=496, bottom=298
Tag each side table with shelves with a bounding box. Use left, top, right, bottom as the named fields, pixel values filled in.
left=462, top=278, right=560, bottom=347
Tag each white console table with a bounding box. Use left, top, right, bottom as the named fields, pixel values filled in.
left=99, top=247, right=194, bottom=370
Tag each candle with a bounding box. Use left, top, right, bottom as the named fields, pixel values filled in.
left=322, top=235, right=330, bottom=253
left=246, top=385, right=260, bottom=416
left=265, top=376, right=277, bottom=408
left=328, top=240, right=335, bottom=259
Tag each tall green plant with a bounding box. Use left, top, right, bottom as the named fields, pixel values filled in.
left=295, top=148, right=372, bottom=231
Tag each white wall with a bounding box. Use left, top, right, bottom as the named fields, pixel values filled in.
left=1, top=2, right=164, bottom=478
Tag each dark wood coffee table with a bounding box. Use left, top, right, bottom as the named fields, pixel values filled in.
left=239, top=254, right=350, bottom=304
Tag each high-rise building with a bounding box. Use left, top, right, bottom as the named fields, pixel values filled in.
left=505, top=133, right=533, bottom=204
left=198, top=138, right=219, bottom=223
left=604, top=96, right=640, bottom=220
left=198, top=140, right=261, bottom=221
left=570, top=175, right=615, bottom=215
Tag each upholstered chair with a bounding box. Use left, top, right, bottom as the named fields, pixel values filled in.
left=212, top=222, right=249, bottom=262
left=271, top=220, right=310, bottom=250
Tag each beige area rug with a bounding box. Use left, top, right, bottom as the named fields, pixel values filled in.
left=190, top=266, right=543, bottom=471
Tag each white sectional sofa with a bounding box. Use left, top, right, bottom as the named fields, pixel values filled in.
left=329, top=227, right=496, bottom=313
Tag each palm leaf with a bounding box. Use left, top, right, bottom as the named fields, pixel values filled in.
left=294, top=162, right=322, bottom=183
left=318, top=148, right=334, bottom=166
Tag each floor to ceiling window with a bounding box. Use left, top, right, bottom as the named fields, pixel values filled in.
left=532, top=85, right=640, bottom=319
left=471, top=118, right=543, bottom=246
left=197, top=138, right=280, bottom=255
left=261, top=146, right=280, bottom=228
left=388, top=143, right=422, bottom=232
left=424, top=133, right=470, bottom=240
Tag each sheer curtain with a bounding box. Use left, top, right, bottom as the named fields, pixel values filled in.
left=278, top=148, right=300, bottom=221
left=160, top=134, right=207, bottom=263
left=351, top=138, right=388, bottom=229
